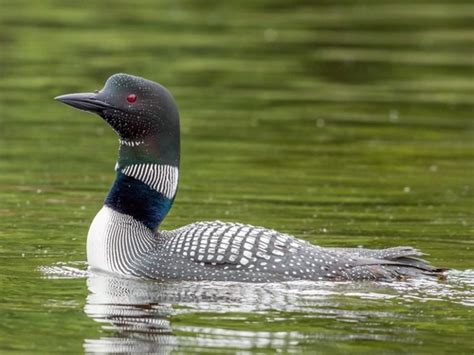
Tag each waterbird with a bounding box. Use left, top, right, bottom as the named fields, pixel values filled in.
left=55, top=73, right=445, bottom=282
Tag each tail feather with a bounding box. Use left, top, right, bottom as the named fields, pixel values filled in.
left=328, top=246, right=425, bottom=260
left=330, top=246, right=448, bottom=281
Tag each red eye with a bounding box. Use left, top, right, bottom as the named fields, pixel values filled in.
left=127, top=94, right=137, bottom=104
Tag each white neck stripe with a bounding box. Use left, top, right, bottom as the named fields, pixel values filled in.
left=121, top=164, right=178, bottom=199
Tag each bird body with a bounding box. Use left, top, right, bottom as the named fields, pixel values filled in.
left=56, top=73, right=444, bottom=282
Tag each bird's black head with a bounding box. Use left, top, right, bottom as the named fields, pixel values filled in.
left=55, top=73, right=179, bottom=141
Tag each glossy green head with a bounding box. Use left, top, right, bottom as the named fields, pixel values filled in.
left=55, top=73, right=180, bottom=167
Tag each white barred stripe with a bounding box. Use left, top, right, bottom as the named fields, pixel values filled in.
left=121, top=164, right=179, bottom=199
left=119, top=139, right=144, bottom=147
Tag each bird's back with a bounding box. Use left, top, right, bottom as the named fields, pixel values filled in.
left=129, top=221, right=444, bottom=282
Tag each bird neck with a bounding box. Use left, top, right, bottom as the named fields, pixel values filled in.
left=104, top=135, right=180, bottom=231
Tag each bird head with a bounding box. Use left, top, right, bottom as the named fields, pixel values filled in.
left=55, top=73, right=179, bottom=141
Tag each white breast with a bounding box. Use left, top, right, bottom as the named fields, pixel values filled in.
left=87, top=206, right=156, bottom=275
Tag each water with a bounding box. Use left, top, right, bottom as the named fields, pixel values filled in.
left=1, top=0, right=473, bottom=353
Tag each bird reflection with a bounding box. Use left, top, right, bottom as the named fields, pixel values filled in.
left=84, top=275, right=174, bottom=353
left=72, top=268, right=472, bottom=353
left=83, top=272, right=305, bottom=353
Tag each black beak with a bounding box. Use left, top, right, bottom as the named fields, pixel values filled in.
left=55, top=92, right=112, bottom=114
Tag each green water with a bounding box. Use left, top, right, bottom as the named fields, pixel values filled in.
left=1, top=0, right=473, bottom=353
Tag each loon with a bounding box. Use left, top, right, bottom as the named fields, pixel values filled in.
left=55, top=73, right=444, bottom=282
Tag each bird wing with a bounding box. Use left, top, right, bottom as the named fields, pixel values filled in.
left=161, top=221, right=315, bottom=269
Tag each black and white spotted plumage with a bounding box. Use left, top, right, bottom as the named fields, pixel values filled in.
left=88, top=209, right=441, bottom=282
